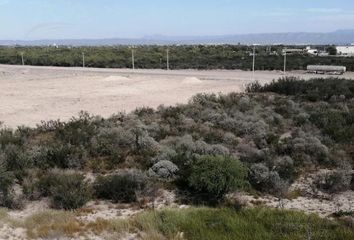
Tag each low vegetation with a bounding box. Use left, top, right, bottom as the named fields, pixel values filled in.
left=1, top=45, right=354, bottom=70
left=132, top=207, right=354, bottom=240
left=2, top=207, right=352, bottom=239
left=187, top=155, right=247, bottom=201
left=0, top=77, right=353, bottom=210
left=0, top=76, right=353, bottom=238
left=94, top=170, right=146, bottom=203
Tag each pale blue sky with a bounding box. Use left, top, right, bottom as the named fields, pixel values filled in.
left=1, top=0, right=354, bottom=40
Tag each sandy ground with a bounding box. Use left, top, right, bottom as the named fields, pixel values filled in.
left=234, top=170, right=354, bottom=218
left=1, top=189, right=180, bottom=240
left=1, top=64, right=354, bottom=128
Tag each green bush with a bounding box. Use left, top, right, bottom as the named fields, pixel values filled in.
left=249, top=163, right=289, bottom=196
left=94, top=171, right=146, bottom=203
left=39, top=171, right=91, bottom=210
left=314, top=171, right=352, bottom=193
left=187, top=155, right=247, bottom=201
left=3, top=144, right=31, bottom=172
left=91, top=127, right=135, bottom=164
left=0, top=157, right=15, bottom=208
left=22, top=169, right=42, bottom=200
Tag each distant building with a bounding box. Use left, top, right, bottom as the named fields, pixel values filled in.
left=305, top=46, right=318, bottom=55
left=336, top=46, right=354, bottom=56
left=282, top=49, right=304, bottom=55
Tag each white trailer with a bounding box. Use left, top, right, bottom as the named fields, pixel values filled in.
left=307, top=65, right=346, bottom=75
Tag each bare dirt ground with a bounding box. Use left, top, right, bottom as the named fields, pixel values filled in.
left=234, top=169, right=354, bottom=218
left=1, top=64, right=354, bottom=128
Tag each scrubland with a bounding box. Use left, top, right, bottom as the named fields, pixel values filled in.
left=0, top=76, right=353, bottom=239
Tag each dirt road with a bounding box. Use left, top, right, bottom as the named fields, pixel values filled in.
left=1, top=64, right=353, bottom=128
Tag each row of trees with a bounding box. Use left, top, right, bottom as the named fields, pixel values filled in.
left=1, top=45, right=353, bottom=70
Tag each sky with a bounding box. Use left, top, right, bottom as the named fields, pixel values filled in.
left=1, top=0, right=354, bottom=40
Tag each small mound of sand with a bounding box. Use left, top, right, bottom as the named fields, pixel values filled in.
left=102, top=75, right=130, bottom=82
left=182, top=77, right=203, bottom=84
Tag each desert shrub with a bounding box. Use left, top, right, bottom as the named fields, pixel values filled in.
left=50, top=173, right=91, bottom=210
left=148, top=160, right=179, bottom=181
left=125, top=119, right=160, bottom=156
left=273, top=156, right=295, bottom=180
left=187, top=155, right=247, bottom=201
left=0, top=156, right=15, bottom=208
left=239, top=95, right=255, bottom=112
left=314, top=170, right=352, bottom=193
left=94, top=170, right=146, bottom=203
left=22, top=169, right=45, bottom=200
left=236, top=142, right=269, bottom=163
left=3, top=144, right=31, bottom=172
left=161, top=135, right=231, bottom=168
left=53, top=112, right=99, bottom=147
left=91, top=127, right=135, bottom=164
left=246, top=81, right=262, bottom=92
left=134, top=134, right=160, bottom=157
left=26, top=145, right=51, bottom=169
left=151, top=146, right=177, bottom=164
left=134, top=106, right=155, bottom=117
left=280, top=132, right=330, bottom=166
left=44, top=142, right=88, bottom=169
left=222, top=132, right=239, bottom=145
left=249, top=163, right=288, bottom=196
left=36, top=171, right=61, bottom=197
left=274, top=99, right=300, bottom=117
left=247, top=77, right=354, bottom=101
left=38, top=170, right=91, bottom=209
left=295, top=112, right=310, bottom=125
left=0, top=127, right=28, bottom=149
left=310, top=109, right=354, bottom=143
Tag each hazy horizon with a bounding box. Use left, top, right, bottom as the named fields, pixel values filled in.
left=1, top=0, right=354, bottom=41
left=2, top=29, right=354, bottom=42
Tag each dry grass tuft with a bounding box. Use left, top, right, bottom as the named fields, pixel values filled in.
left=23, top=209, right=133, bottom=239
left=24, top=210, right=82, bottom=238
left=285, top=189, right=302, bottom=200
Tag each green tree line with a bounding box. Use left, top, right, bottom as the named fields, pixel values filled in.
left=1, top=45, right=354, bottom=70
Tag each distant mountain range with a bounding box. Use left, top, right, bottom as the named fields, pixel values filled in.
left=1, top=30, right=354, bottom=46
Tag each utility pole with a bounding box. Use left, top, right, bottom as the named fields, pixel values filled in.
left=283, top=50, right=287, bottom=74
left=82, top=52, right=85, bottom=68
left=252, top=45, right=256, bottom=80
left=166, top=49, right=170, bottom=70
left=131, top=48, right=135, bottom=70
left=21, top=52, right=24, bottom=66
